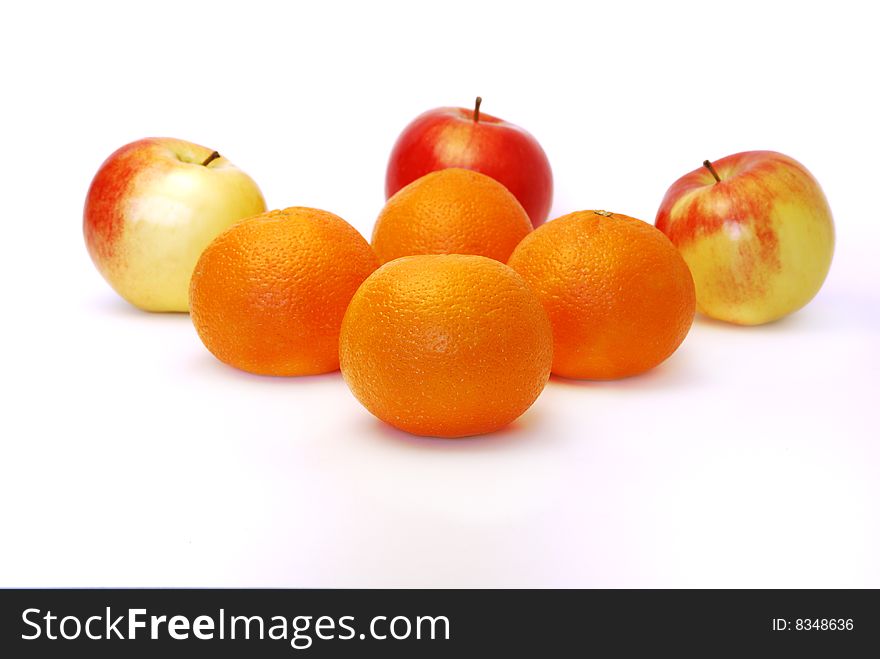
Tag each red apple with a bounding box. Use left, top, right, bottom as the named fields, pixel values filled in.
left=655, top=151, right=834, bottom=325
left=385, top=97, right=553, bottom=226
left=84, top=137, right=266, bottom=312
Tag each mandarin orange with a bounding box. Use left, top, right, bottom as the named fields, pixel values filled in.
left=339, top=254, right=553, bottom=438
left=189, top=207, right=378, bottom=376
left=371, top=168, right=532, bottom=264
left=507, top=210, right=695, bottom=380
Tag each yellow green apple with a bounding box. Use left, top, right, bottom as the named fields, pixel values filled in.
left=84, top=137, right=266, bottom=311
left=655, top=150, right=834, bottom=325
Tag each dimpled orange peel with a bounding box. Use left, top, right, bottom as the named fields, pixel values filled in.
left=189, top=207, right=378, bottom=376
left=339, top=254, right=553, bottom=437
left=371, top=167, right=532, bottom=264
left=508, top=210, right=696, bottom=379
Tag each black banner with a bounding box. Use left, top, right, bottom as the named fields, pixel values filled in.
left=1, top=589, right=876, bottom=656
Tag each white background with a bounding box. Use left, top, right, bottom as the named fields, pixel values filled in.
left=1, top=0, right=878, bottom=587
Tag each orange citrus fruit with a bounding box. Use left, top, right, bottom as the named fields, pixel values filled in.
left=507, top=210, right=695, bottom=380
left=371, top=167, right=532, bottom=264
left=189, top=207, right=378, bottom=376
left=339, top=254, right=553, bottom=438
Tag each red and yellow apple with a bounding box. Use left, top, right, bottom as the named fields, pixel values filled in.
left=84, top=137, right=266, bottom=312
left=655, top=151, right=834, bottom=325
left=385, top=97, right=553, bottom=226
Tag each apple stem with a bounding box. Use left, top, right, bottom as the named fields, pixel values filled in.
left=703, top=159, right=721, bottom=183
left=474, top=96, right=482, bottom=123
left=202, top=151, right=221, bottom=167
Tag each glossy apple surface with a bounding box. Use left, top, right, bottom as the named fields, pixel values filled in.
left=655, top=151, right=834, bottom=325
left=84, top=137, right=266, bottom=312
left=385, top=98, right=553, bottom=226
left=83, top=138, right=266, bottom=311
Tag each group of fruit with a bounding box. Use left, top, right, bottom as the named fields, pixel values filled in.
left=84, top=98, right=835, bottom=438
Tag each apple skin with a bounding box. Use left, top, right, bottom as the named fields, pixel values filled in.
left=84, top=137, right=266, bottom=312
left=385, top=104, right=553, bottom=226
left=655, top=151, right=834, bottom=325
